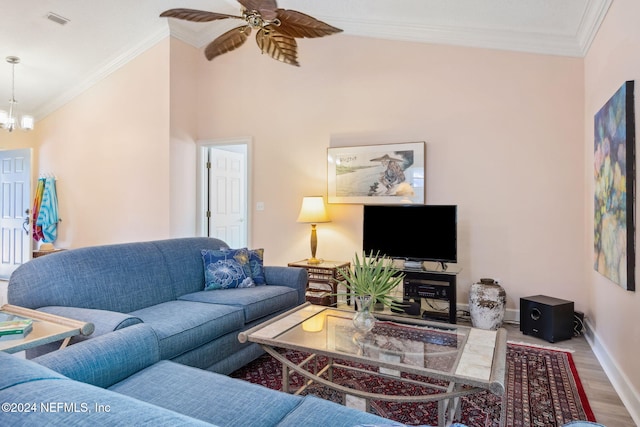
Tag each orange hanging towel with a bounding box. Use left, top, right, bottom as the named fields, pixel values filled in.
left=32, top=177, right=45, bottom=241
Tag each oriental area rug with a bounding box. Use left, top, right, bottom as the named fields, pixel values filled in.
left=230, top=343, right=596, bottom=427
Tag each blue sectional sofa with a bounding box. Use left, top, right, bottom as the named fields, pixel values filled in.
left=1, top=324, right=400, bottom=426
left=7, top=237, right=308, bottom=374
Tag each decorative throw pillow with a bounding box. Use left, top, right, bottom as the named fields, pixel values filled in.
left=248, top=248, right=266, bottom=285
left=201, top=248, right=255, bottom=290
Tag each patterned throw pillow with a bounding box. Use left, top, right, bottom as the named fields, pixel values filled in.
left=248, top=248, right=266, bottom=285
left=202, top=248, right=255, bottom=290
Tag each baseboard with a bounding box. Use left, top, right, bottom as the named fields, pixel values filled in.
left=583, top=318, right=640, bottom=426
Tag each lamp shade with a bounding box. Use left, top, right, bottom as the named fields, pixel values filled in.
left=297, top=196, right=330, bottom=223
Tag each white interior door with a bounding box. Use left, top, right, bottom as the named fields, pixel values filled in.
left=208, top=146, right=247, bottom=248
left=0, top=148, right=31, bottom=279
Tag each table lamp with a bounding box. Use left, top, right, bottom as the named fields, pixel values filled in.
left=297, top=196, right=330, bottom=265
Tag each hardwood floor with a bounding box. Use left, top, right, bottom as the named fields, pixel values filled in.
left=500, top=321, right=636, bottom=427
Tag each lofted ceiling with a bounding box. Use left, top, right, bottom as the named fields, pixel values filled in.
left=0, top=0, right=611, bottom=122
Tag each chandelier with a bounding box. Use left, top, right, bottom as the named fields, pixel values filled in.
left=0, top=56, right=34, bottom=132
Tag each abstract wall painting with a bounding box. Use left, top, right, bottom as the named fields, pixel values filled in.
left=594, top=81, right=635, bottom=291
left=327, top=142, right=425, bottom=204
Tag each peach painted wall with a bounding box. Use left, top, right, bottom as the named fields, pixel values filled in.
left=35, top=39, right=172, bottom=248
left=585, top=0, right=640, bottom=418
left=169, top=38, right=199, bottom=237
left=195, top=35, right=585, bottom=316
left=0, top=130, right=35, bottom=151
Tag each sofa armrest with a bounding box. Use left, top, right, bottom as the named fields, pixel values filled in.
left=23, top=306, right=144, bottom=359
left=38, top=306, right=143, bottom=338
left=264, top=266, right=308, bottom=305
left=34, top=324, right=160, bottom=389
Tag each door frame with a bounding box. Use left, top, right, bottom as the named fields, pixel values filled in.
left=196, top=137, right=252, bottom=247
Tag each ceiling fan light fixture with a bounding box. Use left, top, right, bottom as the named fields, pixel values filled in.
left=160, top=0, right=342, bottom=66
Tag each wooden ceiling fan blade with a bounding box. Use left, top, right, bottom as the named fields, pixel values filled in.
left=205, top=26, right=252, bottom=61
left=238, top=0, right=278, bottom=13
left=160, top=8, right=240, bottom=22
left=260, top=9, right=279, bottom=21
left=238, top=0, right=278, bottom=21
left=275, top=9, right=343, bottom=38
left=255, top=29, right=299, bottom=66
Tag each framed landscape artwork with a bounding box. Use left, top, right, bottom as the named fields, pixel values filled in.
left=327, top=142, right=425, bottom=204
left=594, top=81, right=635, bottom=291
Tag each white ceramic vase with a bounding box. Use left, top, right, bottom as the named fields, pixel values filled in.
left=469, top=278, right=506, bottom=330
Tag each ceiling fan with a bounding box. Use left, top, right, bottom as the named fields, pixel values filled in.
left=160, top=0, right=342, bottom=66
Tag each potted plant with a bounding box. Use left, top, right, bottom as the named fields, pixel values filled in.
left=338, top=251, right=405, bottom=333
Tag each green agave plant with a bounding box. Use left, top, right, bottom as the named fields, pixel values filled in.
left=338, top=251, right=405, bottom=310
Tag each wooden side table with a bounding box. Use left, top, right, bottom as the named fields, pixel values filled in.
left=33, top=249, right=65, bottom=258
left=288, top=260, right=350, bottom=306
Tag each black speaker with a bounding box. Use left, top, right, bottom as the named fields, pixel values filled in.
left=520, top=295, right=574, bottom=343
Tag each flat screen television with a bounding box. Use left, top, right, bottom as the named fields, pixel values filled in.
left=363, top=204, right=457, bottom=264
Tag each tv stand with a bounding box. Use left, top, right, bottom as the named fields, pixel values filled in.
left=402, top=269, right=458, bottom=324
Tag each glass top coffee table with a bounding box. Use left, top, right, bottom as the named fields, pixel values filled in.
left=239, top=303, right=506, bottom=427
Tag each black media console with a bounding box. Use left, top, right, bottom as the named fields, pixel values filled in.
left=402, top=269, right=457, bottom=324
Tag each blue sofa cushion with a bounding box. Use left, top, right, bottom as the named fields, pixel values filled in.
left=34, top=324, right=160, bottom=389
left=38, top=306, right=142, bottom=336
left=278, top=396, right=398, bottom=427
left=3, top=381, right=216, bottom=426
left=0, top=350, right=66, bottom=390
left=8, top=241, right=177, bottom=312
left=248, top=248, right=266, bottom=285
left=0, top=352, right=214, bottom=426
left=152, top=237, right=229, bottom=298
left=264, top=266, right=309, bottom=305
left=109, top=360, right=303, bottom=427
left=202, top=248, right=255, bottom=290
left=178, top=286, right=299, bottom=323
left=129, top=301, right=244, bottom=360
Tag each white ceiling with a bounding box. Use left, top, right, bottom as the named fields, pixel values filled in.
left=0, top=0, right=611, bottom=122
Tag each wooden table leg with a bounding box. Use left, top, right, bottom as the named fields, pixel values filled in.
left=282, top=363, right=290, bottom=393
left=59, top=336, right=72, bottom=349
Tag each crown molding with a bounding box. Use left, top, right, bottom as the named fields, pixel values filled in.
left=331, top=18, right=587, bottom=57
left=168, top=0, right=611, bottom=58
left=576, top=0, right=612, bottom=56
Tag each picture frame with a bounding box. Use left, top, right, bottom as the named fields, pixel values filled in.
left=327, top=142, right=425, bottom=204
left=594, top=81, right=635, bottom=291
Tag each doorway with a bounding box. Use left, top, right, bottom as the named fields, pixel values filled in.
left=0, top=148, right=32, bottom=279
left=197, top=138, right=250, bottom=249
